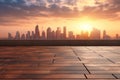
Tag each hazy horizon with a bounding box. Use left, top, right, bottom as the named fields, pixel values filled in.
left=0, top=0, right=120, bottom=38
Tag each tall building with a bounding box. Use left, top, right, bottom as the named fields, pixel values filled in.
left=90, top=28, right=101, bottom=40
left=8, top=33, right=13, bottom=40
left=103, top=30, right=106, bottom=38
left=68, top=31, right=75, bottom=40
left=56, top=27, right=61, bottom=40
left=7, top=25, right=115, bottom=40
left=15, top=31, right=20, bottom=40
left=51, top=31, right=56, bottom=40
left=31, top=31, right=35, bottom=40
left=116, top=34, right=120, bottom=40
left=35, top=25, right=40, bottom=40
left=76, top=34, right=81, bottom=40
left=41, top=31, right=46, bottom=40
left=60, top=33, right=64, bottom=40
left=103, top=30, right=111, bottom=40
left=26, top=31, right=31, bottom=40
left=21, top=34, right=26, bottom=40
left=47, top=27, right=52, bottom=40
left=63, top=26, right=67, bottom=39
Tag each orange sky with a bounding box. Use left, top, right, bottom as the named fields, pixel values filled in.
left=0, top=17, right=119, bottom=38
left=0, top=0, right=120, bottom=38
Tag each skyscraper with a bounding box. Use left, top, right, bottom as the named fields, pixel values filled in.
left=26, top=31, right=31, bottom=40
left=63, top=26, right=67, bottom=39
left=41, top=31, right=46, bottom=40
left=116, top=34, right=120, bottom=40
left=68, top=31, right=75, bottom=40
left=21, top=34, right=25, bottom=40
left=35, top=25, right=40, bottom=40
left=103, top=30, right=106, bottom=38
left=15, top=31, right=20, bottom=40
left=90, top=28, right=101, bottom=40
left=56, top=27, right=61, bottom=40
left=31, top=31, right=35, bottom=40
left=47, top=27, right=52, bottom=40
left=8, top=33, right=13, bottom=40
left=51, top=31, right=56, bottom=40
left=103, top=30, right=111, bottom=40
left=76, top=34, right=81, bottom=40
left=7, top=25, right=116, bottom=40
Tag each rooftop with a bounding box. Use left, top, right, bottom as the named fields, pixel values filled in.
left=0, top=46, right=120, bottom=80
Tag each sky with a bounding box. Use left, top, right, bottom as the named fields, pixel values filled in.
left=0, top=0, right=120, bottom=38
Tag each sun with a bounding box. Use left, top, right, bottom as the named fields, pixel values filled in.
left=80, top=24, right=93, bottom=32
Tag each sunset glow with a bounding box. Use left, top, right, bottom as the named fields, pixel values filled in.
left=0, top=0, right=120, bottom=39
left=80, top=24, right=93, bottom=32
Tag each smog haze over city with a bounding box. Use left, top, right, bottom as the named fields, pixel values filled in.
left=0, top=0, right=120, bottom=39
left=0, top=1, right=120, bottom=79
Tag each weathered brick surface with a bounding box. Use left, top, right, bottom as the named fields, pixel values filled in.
left=0, top=46, right=120, bottom=80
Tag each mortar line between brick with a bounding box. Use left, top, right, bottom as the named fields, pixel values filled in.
left=112, top=74, right=118, bottom=79
left=52, top=54, right=56, bottom=64
left=71, top=47, right=78, bottom=56
left=107, top=58, right=115, bottom=64
left=83, top=63, right=91, bottom=74
left=84, top=74, right=88, bottom=79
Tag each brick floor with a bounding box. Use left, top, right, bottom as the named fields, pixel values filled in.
left=0, top=46, right=120, bottom=80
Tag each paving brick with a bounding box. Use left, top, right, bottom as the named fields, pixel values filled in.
left=86, top=74, right=115, bottom=79
left=0, top=74, right=85, bottom=79
left=114, top=74, right=120, bottom=79
left=0, top=46, right=120, bottom=79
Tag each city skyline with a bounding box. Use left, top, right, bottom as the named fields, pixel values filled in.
left=7, top=25, right=120, bottom=40
left=0, top=0, right=120, bottom=38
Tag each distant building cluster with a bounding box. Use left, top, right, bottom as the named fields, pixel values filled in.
left=8, top=25, right=120, bottom=40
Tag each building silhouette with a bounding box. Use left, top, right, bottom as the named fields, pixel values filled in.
left=8, top=33, right=13, bottom=40
left=56, top=27, right=61, bottom=40
left=7, top=25, right=119, bottom=40
left=81, top=31, right=89, bottom=40
left=15, top=31, right=20, bottom=40
left=35, top=25, right=40, bottom=40
left=68, top=31, right=75, bottom=40
left=90, top=28, right=101, bottom=40
left=21, top=34, right=25, bottom=40
left=63, top=26, right=67, bottom=39
left=76, top=34, right=81, bottom=40
left=31, top=31, right=35, bottom=40
left=116, top=34, right=120, bottom=40
left=51, top=31, right=56, bottom=40
left=103, top=30, right=111, bottom=40
left=41, top=31, right=46, bottom=40
left=47, top=27, right=52, bottom=40
left=26, top=31, right=31, bottom=40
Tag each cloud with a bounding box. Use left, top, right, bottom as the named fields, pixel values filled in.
left=64, top=0, right=77, bottom=6
left=0, top=0, right=77, bottom=18
left=92, top=0, right=120, bottom=20
left=0, top=0, right=120, bottom=25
